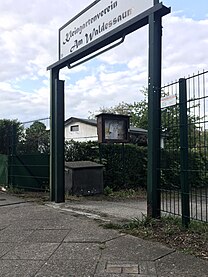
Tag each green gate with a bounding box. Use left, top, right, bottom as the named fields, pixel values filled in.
left=8, top=154, right=49, bottom=191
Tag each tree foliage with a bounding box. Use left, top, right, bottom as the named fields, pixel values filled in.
left=0, top=119, right=23, bottom=155
left=89, top=88, right=203, bottom=149
left=19, top=121, right=50, bottom=154
left=89, top=89, right=148, bottom=129
left=0, top=119, right=50, bottom=155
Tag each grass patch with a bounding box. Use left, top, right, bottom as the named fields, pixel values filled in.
left=104, top=214, right=208, bottom=260
left=65, top=188, right=147, bottom=201
left=103, top=188, right=147, bottom=199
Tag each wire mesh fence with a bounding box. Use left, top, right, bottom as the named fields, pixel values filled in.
left=187, top=71, right=208, bottom=222
left=160, top=70, right=208, bottom=223
left=160, top=80, right=181, bottom=217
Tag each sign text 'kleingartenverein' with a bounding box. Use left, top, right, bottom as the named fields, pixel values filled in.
left=59, top=0, right=154, bottom=59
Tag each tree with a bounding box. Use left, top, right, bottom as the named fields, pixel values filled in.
left=89, top=88, right=202, bottom=149
left=20, top=121, right=50, bottom=154
left=0, top=119, right=23, bottom=155
left=89, top=89, right=148, bottom=129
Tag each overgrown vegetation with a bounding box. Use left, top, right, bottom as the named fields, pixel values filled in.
left=103, top=187, right=146, bottom=199
left=104, top=215, right=208, bottom=260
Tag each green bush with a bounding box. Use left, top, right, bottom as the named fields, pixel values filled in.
left=100, top=144, right=147, bottom=190
left=65, top=140, right=99, bottom=162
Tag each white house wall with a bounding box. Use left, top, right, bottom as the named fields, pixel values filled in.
left=65, top=121, right=98, bottom=142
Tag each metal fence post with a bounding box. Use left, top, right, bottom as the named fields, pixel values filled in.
left=179, top=78, right=190, bottom=227
left=54, top=79, right=65, bottom=203
left=147, top=11, right=162, bottom=218
left=50, top=68, right=59, bottom=201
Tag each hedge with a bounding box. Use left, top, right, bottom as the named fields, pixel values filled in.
left=65, top=141, right=147, bottom=190
left=65, top=140, right=207, bottom=191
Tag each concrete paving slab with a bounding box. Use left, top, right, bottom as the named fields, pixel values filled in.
left=35, top=259, right=98, bottom=277
left=23, top=229, right=70, bottom=243
left=0, top=203, right=64, bottom=224
left=49, top=242, right=101, bottom=261
left=95, top=272, right=157, bottom=277
left=0, top=223, right=10, bottom=231
left=0, top=260, right=44, bottom=277
left=0, top=243, right=17, bottom=258
left=0, top=227, right=33, bottom=243
left=64, top=220, right=123, bottom=243
left=0, top=202, right=65, bottom=221
left=11, top=218, right=74, bottom=230
left=0, top=207, right=82, bottom=231
left=95, top=274, right=156, bottom=276
left=0, top=192, right=26, bottom=206
left=102, top=235, right=174, bottom=262
left=156, top=251, right=208, bottom=277
left=2, top=243, right=60, bottom=260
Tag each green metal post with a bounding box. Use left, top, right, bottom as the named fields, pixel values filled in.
left=179, top=78, right=190, bottom=227
left=147, top=11, right=162, bottom=218
left=50, top=68, right=59, bottom=201
left=54, top=79, right=65, bottom=203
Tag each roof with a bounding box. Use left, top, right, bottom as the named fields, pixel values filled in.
left=129, top=126, right=147, bottom=134
left=65, top=117, right=97, bottom=127
left=65, top=161, right=103, bottom=169
left=65, top=117, right=147, bottom=134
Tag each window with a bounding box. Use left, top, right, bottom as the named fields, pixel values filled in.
left=70, top=125, right=79, bottom=131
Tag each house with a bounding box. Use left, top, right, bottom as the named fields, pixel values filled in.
left=65, top=117, right=98, bottom=142
left=65, top=117, right=148, bottom=145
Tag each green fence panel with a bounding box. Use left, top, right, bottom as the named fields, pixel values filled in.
left=0, top=154, right=8, bottom=185
left=9, top=154, right=49, bottom=191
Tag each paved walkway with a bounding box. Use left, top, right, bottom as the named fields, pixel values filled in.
left=0, top=192, right=207, bottom=276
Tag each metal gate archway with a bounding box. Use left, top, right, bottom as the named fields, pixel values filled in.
left=47, top=0, right=171, bottom=219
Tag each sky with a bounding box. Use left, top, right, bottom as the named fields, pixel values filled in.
left=0, top=0, right=208, bottom=123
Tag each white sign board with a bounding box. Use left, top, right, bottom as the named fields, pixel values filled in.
left=161, top=95, right=177, bottom=109
left=59, top=0, right=154, bottom=60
